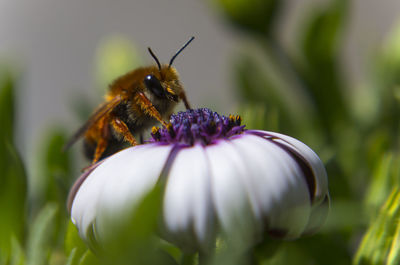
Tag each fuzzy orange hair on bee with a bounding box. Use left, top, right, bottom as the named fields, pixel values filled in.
left=64, top=37, right=194, bottom=164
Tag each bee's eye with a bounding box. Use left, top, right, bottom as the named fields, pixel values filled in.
left=144, top=75, right=165, bottom=98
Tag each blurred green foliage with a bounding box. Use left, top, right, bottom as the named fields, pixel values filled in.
left=213, top=0, right=400, bottom=264
left=2, top=0, right=400, bottom=264
left=354, top=188, right=400, bottom=265
left=212, top=0, right=280, bottom=35
left=95, top=35, right=142, bottom=94
left=0, top=69, right=27, bottom=263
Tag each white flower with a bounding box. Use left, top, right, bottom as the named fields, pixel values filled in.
left=68, top=108, right=329, bottom=253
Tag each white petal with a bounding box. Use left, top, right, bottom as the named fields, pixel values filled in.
left=251, top=130, right=328, bottom=203
left=205, top=140, right=259, bottom=235
left=70, top=144, right=173, bottom=241
left=230, top=134, right=311, bottom=239
left=303, top=194, right=330, bottom=235
left=162, top=144, right=214, bottom=252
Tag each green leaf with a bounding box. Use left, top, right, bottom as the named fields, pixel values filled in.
left=233, top=53, right=294, bottom=132
left=28, top=128, right=75, bottom=253
left=0, top=70, right=15, bottom=142
left=10, top=237, right=25, bottom=265
left=0, top=69, right=27, bottom=256
left=65, top=248, right=78, bottom=265
left=370, top=20, right=400, bottom=137
left=297, top=0, right=349, bottom=134
left=354, top=188, right=400, bottom=265
left=387, top=222, right=400, bottom=265
left=78, top=250, right=99, bottom=265
left=301, top=0, right=347, bottom=65
left=65, top=221, right=87, bottom=261
left=159, top=240, right=181, bottom=265
left=97, top=184, right=177, bottom=265
left=233, top=54, right=274, bottom=104
left=211, top=0, right=281, bottom=35
left=365, top=152, right=400, bottom=216
left=0, top=141, right=27, bottom=256
left=37, top=129, right=73, bottom=209
left=378, top=19, right=400, bottom=86
left=26, top=203, right=58, bottom=265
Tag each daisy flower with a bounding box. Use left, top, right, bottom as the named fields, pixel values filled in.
left=68, top=108, right=329, bottom=253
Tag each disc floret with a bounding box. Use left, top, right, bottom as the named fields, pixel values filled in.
left=151, top=108, right=245, bottom=145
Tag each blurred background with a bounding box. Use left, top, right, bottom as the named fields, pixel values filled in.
left=0, top=0, right=398, bottom=158
left=2, top=0, right=400, bottom=264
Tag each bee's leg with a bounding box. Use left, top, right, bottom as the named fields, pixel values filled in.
left=139, top=133, right=144, bottom=144
left=179, top=91, right=191, bottom=110
left=92, top=117, right=110, bottom=164
left=136, top=92, right=168, bottom=127
left=93, top=137, right=107, bottom=164
left=110, top=116, right=138, bottom=146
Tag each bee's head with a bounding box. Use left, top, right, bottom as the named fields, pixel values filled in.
left=145, top=37, right=194, bottom=102
left=143, top=70, right=180, bottom=102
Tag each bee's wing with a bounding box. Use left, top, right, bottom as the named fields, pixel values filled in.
left=63, top=95, right=123, bottom=151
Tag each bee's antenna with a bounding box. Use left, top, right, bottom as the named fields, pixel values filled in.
left=148, top=47, right=162, bottom=71
left=169, top=36, right=195, bottom=68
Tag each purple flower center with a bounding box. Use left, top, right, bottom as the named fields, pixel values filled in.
left=150, top=108, right=245, bottom=145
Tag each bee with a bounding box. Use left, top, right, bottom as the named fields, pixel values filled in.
left=64, top=37, right=194, bottom=164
